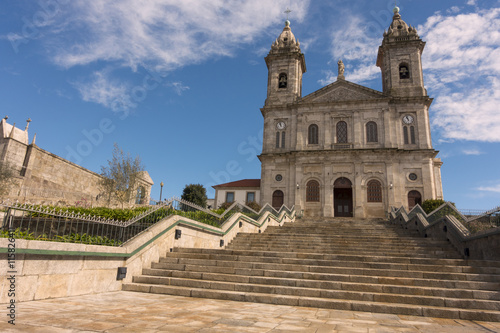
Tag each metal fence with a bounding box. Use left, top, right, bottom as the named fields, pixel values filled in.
left=398, top=203, right=500, bottom=235
left=0, top=199, right=293, bottom=246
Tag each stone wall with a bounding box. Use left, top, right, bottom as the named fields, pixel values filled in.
left=0, top=123, right=153, bottom=207
left=0, top=209, right=295, bottom=303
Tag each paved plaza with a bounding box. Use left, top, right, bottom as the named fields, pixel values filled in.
left=2, top=291, right=500, bottom=332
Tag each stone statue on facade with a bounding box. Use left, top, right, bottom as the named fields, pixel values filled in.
left=338, top=60, right=345, bottom=80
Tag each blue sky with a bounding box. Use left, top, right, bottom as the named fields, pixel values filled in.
left=1, top=0, right=499, bottom=210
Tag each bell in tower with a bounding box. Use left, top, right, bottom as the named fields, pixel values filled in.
left=376, top=6, right=427, bottom=97
left=264, top=20, right=306, bottom=106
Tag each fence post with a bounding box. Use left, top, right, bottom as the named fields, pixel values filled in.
left=2, top=207, right=11, bottom=229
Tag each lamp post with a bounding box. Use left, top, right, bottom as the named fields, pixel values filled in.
left=160, top=182, right=164, bottom=202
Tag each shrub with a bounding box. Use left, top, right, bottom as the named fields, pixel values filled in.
left=219, top=202, right=233, bottom=210
left=246, top=201, right=262, bottom=212
left=422, top=199, right=447, bottom=214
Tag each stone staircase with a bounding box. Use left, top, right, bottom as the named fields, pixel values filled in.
left=123, top=219, right=500, bottom=321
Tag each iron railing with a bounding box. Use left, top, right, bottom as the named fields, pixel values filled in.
left=0, top=198, right=294, bottom=246
left=392, top=203, right=500, bottom=234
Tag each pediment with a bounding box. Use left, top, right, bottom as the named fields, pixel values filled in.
left=300, top=80, right=387, bottom=104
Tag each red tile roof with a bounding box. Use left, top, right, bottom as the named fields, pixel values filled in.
left=212, top=179, right=261, bottom=188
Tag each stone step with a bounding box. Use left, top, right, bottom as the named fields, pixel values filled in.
left=173, top=247, right=463, bottom=260
left=159, top=256, right=500, bottom=275
left=143, top=267, right=500, bottom=292
left=122, top=283, right=500, bottom=322
left=125, top=219, right=500, bottom=321
left=151, top=260, right=500, bottom=282
left=228, top=240, right=453, bottom=251
left=165, top=250, right=499, bottom=269
left=130, top=274, right=500, bottom=310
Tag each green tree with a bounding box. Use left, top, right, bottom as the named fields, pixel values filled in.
left=181, top=184, right=207, bottom=208
left=422, top=199, right=454, bottom=214
left=100, top=143, right=145, bottom=208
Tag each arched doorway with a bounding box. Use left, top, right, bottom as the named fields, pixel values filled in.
left=334, top=177, right=353, bottom=217
left=272, top=190, right=284, bottom=210
left=408, top=190, right=422, bottom=210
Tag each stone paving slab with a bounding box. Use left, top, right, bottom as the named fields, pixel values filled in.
left=1, top=291, right=500, bottom=332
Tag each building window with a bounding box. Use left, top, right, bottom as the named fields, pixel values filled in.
left=399, top=64, right=410, bottom=79
left=308, top=124, right=318, bottom=145
left=225, top=192, right=234, bottom=203
left=410, top=126, right=416, bottom=144
left=279, top=73, right=287, bottom=88
left=306, top=180, right=320, bottom=202
left=366, top=121, right=378, bottom=143
left=367, top=180, right=382, bottom=203
left=276, top=131, right=286, bottom=148
left=403, top=126, right=416, bottom=145
left=337, top=121, right=348, bottom=143
left=246, top=192, right=255, bottom=203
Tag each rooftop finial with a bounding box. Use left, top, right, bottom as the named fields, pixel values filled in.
left=394, top=1, right=400, bottom=14
left=25, top=118, right=32, bottom=131
left=284, top=7, right=291, bottom=26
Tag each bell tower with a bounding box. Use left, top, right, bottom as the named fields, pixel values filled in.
left=264, top=20, right=306, bottom=106
left=376, top=6, right=427, bottom=97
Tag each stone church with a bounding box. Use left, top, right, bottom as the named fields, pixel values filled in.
left=258, top=7, right=443, bottom=218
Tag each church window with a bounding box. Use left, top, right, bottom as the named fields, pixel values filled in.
left=276, top=131, right=286, bottom=148
left=366, top=121, right=378, bottom=143
left=399, top=64, right=410, bottom=79
left=367, top=180, right=382, bottom=203
left=279, top=73, right=287, bottom=88
left=306, top=180, right=320, bottom=202
left=410, top=126, right=416, bottom=144
left=308, top=124, right=319, bottom=145
left=336, top=121, right=348, bottom=143
left=403, top=126, right=409, bottom=144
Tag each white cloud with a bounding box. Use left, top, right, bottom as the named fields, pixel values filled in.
left=74, top=71, right=135, bottom=111
left=321, top=6, right=500, bottom=142
left=167, top=82, right=190, bottom=96
left=462, top=148, right=483, bottom=155
left=467, top=0, right=477, bottom=6
left=48, top=0, right=310, bottom=71
left=420, top=8, right=500, bottom=142
left=477, top=183, right=500, bottom=193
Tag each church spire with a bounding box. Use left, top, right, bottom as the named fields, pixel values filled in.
left=383, top=6, right=419, bottom=40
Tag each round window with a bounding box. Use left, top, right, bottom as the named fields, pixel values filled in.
left=275, top=174, right=283, bottom=182
left=409, top=173, right=418, bottom=181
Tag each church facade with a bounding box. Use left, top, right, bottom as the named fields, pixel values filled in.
left=258, top=8, right=443, bottom=218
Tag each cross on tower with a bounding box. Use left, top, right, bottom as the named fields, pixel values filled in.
left=284, top=8, right=291, bottom=20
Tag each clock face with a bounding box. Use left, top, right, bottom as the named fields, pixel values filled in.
left=276, top=121, right=286, bottom=130
left=402, top=115, right=414, bottom=125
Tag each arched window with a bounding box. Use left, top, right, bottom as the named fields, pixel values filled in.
left=410, top=126, right=416, bottom=144
left=272, top=190, right=284, bottom=209
left=367, top=180, right=382, bottom=203
left=403, top=126, right=416, bottom=145
left=308, top=124, right=318, bottom=145
left=337, top=121, right=348, bottom=143
left=399, top=64, right=410, bottom=79
left=306, top=180, right=320, bottom=202
left=366, top=121, right=378, bottom=143
left=279, top=73, right=287, bottom=88
left=276, top=131, right=286, bottom=148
